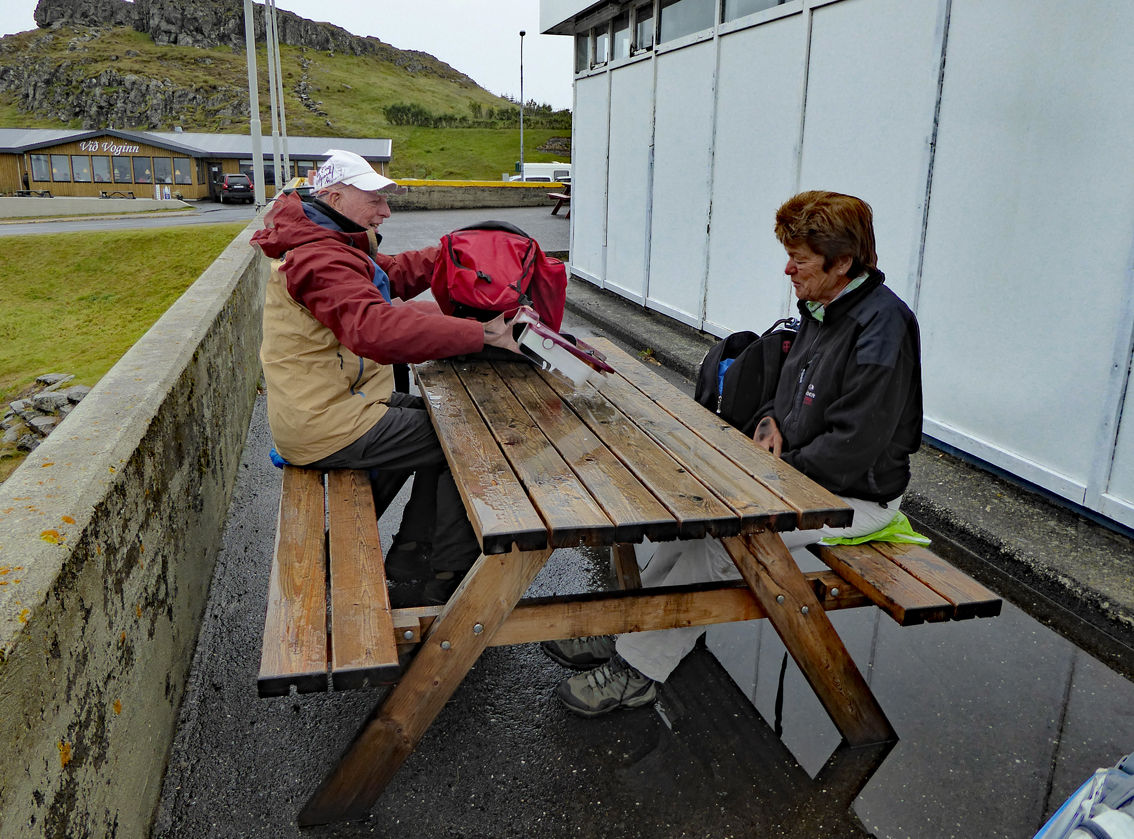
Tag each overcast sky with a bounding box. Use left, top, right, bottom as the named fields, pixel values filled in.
left=2, top=0, right=576, bottom=110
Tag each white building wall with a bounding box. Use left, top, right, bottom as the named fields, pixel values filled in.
left=605, top=59, right=656, bottom=304
left=645, top=40, right=717, bottom=327
left=704, top=11, right=808, bottom=336
left=549, top=0, right=1134, bottom=528
left=569, top=73, right=611, bottom=285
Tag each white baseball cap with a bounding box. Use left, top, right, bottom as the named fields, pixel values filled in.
left=311, top=149, right=407, bottom=195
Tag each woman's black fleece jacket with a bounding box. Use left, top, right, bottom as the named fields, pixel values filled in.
left=758, top=269, right=923, bottom=503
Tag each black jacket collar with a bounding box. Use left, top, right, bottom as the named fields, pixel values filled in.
left=797, top=268, right=886, bottom=324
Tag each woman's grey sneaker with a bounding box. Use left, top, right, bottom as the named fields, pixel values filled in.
left=540, top=635, right=617, bottom=669
left=555, top=654, right=657, bottom=717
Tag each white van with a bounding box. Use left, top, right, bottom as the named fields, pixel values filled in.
left=508, top=162, right=571, bottom=183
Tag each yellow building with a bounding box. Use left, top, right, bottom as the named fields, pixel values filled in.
left=0, top=128, right=392, bottom=200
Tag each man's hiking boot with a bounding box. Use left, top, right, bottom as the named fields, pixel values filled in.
left=422, top=569, right=466, bottom=605
left=384, top=538, right=432, bottom=583
left=541, top=635, right=617, bottom=670
left=556, top=654, right=657, bottom=717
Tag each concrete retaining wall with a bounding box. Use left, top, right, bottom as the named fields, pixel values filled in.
left=0, top=222, right=266, bottom=837
left=0, top=197, right=192, bottom=218
left=388, top=180, right=563, bottom=211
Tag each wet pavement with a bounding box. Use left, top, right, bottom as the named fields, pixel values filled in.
left=155, top=207, right=1134, bottom=838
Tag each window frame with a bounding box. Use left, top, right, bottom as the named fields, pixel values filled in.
left=153, top=157, right=174, bottom=185
left=30, top=154, right=50, bottom=182
left=173, top=157, right=192, bottom=185
left=112, top=156, right=133, bottom=184
left=91, top=155, right=112, bottom=184
left=132, top=157, right=154, bottom=184
left=50, top=154, right=72, bottom=183
left=632, top=2, right=656, bottom=54
left=71, top=155, right=93, bottom=183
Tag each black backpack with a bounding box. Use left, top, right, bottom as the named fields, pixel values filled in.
left=694, top=318, right=800, bottom=435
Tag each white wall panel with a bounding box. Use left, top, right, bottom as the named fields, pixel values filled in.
left=570, top=73, right=611, bottom=285
left=918, top=0, right=1134, bottom=494
left=798, top=0, right=944, bottom=306
left=646, top=41, right=717, bottom=326
left=704, top=13, right=807, bottom=336
left=604, top=59, right=655, bottom=303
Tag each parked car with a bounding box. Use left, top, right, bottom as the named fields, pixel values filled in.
left=218, top=173, right=253, bottom=204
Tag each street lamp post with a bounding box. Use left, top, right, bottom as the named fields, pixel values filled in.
left=519, top=30, right=525, bottom=183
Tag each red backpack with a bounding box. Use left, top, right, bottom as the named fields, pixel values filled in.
left=430, top=222, right=567, bottom=331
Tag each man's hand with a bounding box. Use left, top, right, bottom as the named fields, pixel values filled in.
left=753, top=417, right=782, bottom=457
left=482, top=311, right=522, bottom=354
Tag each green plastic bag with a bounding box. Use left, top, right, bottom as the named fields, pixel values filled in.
left=819, top=511, right=930, bottom=547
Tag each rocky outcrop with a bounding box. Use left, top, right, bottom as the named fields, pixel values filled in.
left=0, top=34, right=248, bottom=129
left=31, top=0, right=478, bottom=86
left=1, top=374, right=90, bottom=457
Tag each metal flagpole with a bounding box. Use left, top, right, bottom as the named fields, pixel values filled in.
left=519, top=30, right=525, bottom=182
left=269, top=0, right=291, bottom=182
left=264, top=0, right=283, bottom=195
left=242, top=0, right=265, bottom=206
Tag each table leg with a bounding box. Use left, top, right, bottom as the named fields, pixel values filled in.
left=612, top=543, right=642, bottom=590
left=298, top=546, right=554, bottom=826
left=720, top=532, right=896, bottom=746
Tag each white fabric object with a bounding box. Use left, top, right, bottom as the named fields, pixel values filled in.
left=312, top=149, right=407, bottom=194
left=616, top=495, right=903, bottom=682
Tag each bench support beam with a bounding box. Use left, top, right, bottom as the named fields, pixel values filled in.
left=723, top=531, right=897, bottom=747
left=299, top=546, right=554, bottom=827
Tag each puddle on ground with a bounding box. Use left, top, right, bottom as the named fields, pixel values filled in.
left=706, top=549, right=1134, bottom=839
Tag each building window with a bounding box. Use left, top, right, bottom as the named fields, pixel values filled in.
left=659, top=0, right=715, bottom=43
left=593, top=24, right=610, bottom=66
left=71, top=155, right=92, bottom=183
left=132, top=157, right=153, bottom=184
left=51, top=154, right=72, bottom=182
left=173, top=157, right=192, bottom=185
left=575, top=32, right=589, bottom=73
left=634, top=3, right=655, bottom=52
left=92, top=156, right=112, bottom=183
left=239, top=159, right=255, bottom=180
left=613, top=12, right=631, bottom=60
left=723, top=0, right=785, bottom=21
left=294, top=160, right=316, bottom=180
left=30, top=154, right=50, bottom=182
left=113, top=156, right=133, bottom=183
left=153, top=157, right=173, bottom=184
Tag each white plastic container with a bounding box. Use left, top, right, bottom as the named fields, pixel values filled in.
left=518, top=325, right=597, bottom=387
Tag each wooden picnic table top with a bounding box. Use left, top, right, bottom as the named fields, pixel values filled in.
left=414, top=338, right=853, bottom=555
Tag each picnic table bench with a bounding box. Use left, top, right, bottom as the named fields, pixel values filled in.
left=99, top=190, right=136, bottom=199
left=14, top=189, right=52, bottom=198
left=258, top=338, right=1002, bottom=826
left=547, top=189, right=570, bottom=216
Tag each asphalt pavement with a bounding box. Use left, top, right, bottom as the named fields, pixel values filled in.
left=150, top=206, right=1134, bottom=839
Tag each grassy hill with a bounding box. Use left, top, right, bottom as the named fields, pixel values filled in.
left=0, top=24, right=571, bottom=180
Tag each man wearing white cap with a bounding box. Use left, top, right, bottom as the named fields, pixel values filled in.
left=252, top=149, right=519, bottom=604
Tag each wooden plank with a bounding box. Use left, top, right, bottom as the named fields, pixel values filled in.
left=594, top=370, right=797, bottom=532
left=258, top=467, right=328, bottom=697
left=389, top=571, right=871, bottom=649
left=299, top=547, right=554, bottom=826
left=496, top=361, right=678, bottom=544
left=723, top=531, right=896, bottom=746
left=537, top=367, right=738, bottom=539
left=872, top=542, right=1002, bottom=620
left=327, top=470, right=400, bottom=690
left=415, top=361, right=547, bottom=554
left=589, top=338, right=853, bottom=531
left=612, top=543, right=643, bottom=590
left=808, top=543, right=954, bottom=626
left=459, top=362, right=616, bottom=548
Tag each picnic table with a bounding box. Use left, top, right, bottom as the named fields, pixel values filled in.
left=269, top=337, right=999, bottom=825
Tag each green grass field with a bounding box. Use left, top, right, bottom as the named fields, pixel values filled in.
left=0, top=222, right=246, bottom=482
